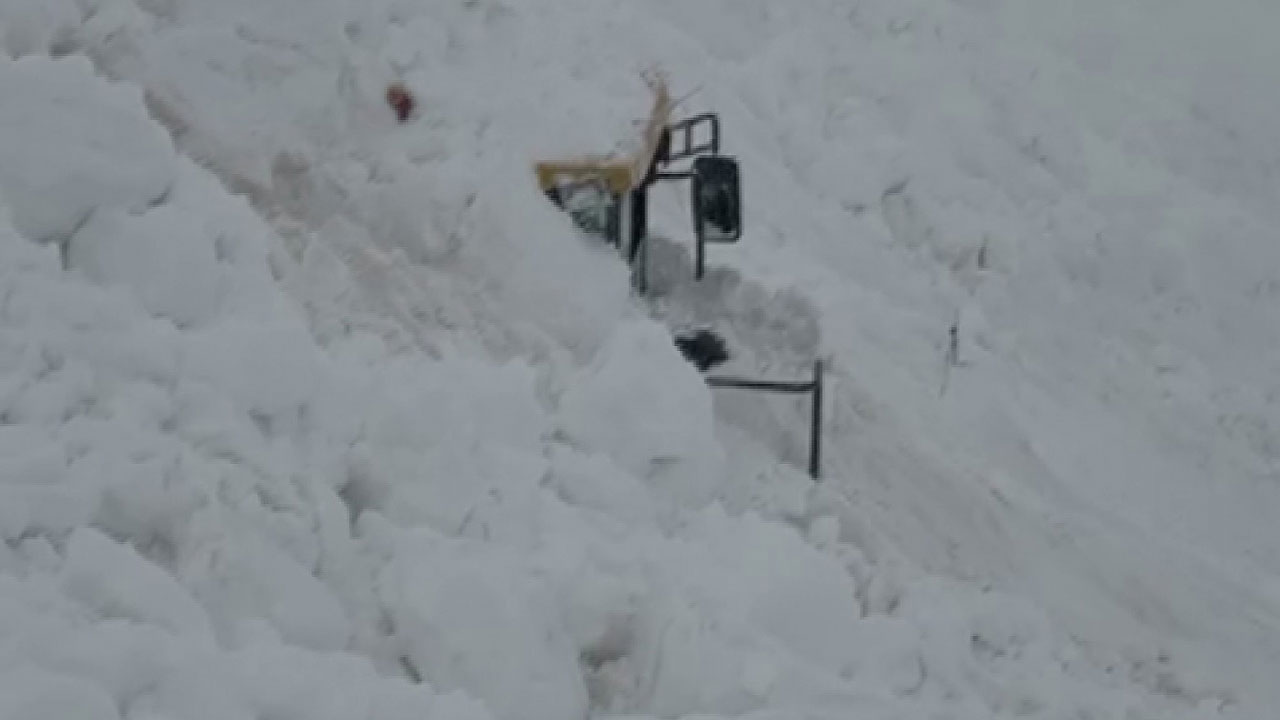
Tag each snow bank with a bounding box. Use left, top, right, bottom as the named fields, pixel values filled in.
left=0, top=55, right=174, bottom=244
left=560, top=318, right=725, bottom=517
left=378, top=529, right=589, bottom=720
left=0, top=668, right=120, bottom=720
left=61, top=527, right=215, bottom=643
left=69, top=203, right=226, bottom=328
left=0, top=31, right=886, bottom=720
left=2, top=0, right=1278, bottom=719
left=0, top=0, right=80, bottom=59
left=0, top=56, right=501, bottom=720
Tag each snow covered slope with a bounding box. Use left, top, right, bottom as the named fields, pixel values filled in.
left=1, top=0, right=1278, bottom=719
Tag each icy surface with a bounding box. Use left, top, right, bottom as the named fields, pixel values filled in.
left=1, top=0, right=1279, bottom=719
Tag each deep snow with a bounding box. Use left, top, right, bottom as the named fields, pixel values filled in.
left=1, top=0, right=1279, bottom=719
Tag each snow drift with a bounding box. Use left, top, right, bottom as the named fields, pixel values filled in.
left=1, top=0, right=1279, bottom=719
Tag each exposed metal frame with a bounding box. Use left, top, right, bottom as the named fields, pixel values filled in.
left=706, top=360, right=824, bottom=480
left=635, top=112, right=732, bottom=285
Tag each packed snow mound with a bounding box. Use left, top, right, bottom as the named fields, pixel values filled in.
left=3, top=0, right=1280, bottom=719
left=0, top=55, right=484, bottom=718
left=559, top=318, right=725, bottom=518
left=0, top=42, right=883, bottom=720
left=0, top=55, right=174, bottom=244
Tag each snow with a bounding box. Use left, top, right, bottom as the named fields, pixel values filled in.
left=559, top=317, right=725, bottom=519
left=0, top=55, right=174, bottom=245
left=0, top=668, right=121, bottom=720
left=60, top=527, right=216, bottom=643
left=1, top=0, right=1279, bottom=719
left=378, top=529, right=590, bottom=720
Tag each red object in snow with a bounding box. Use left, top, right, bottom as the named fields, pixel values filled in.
left=386, top=83, right=415, bottom=123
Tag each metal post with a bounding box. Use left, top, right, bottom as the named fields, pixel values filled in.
left=695, top=226, right=705, bottom=280
left=637, top=233, right=648, bottom=296
left=629, top=186, right=647, bottom=262
left=809, top=359, right=823, bottom=481
left=704, top=360, right=824, bottom=481
left=630, top=186, right=649, bottom=295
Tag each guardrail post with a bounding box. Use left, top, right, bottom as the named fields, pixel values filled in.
left=809, top=359, right=823, bottom=481
left=695, top=225, right=706, bottom=280
left=704, top=359, right=824, bottom=481
left=628, top=186, right=649, bottom=295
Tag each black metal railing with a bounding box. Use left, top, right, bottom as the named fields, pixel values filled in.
left=706, top=360, right=824, bottom=480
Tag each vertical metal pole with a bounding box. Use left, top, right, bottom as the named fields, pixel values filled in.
left=631, top=186, right=649, bottom=295
left=630, top=186, right=647, bottom=262
left=695, top=227, right=706, bottom=280
left=809, top=359, right=823, bottom=480
left=637, top=233, right=648, bottom=296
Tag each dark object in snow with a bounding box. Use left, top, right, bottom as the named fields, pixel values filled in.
left=387, top=83, right=415, bottom=123
left=674, top=329, right=729, bottom=372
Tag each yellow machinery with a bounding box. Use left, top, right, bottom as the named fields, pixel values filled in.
left=533, top=79, right=823, bottom=479
left=534, top=76, right=742, bottom=293
left=534, top=80, right=674, bottom=199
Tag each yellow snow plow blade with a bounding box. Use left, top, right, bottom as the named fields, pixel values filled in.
left=534, top=79, right=672, bottom=195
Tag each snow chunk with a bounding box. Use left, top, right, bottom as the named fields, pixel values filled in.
left=380, top=532, right=587, bottom=720
left=344, top=355, right=551, bottom=535
left=182, top=315, right=320, bottom=426
left=0, top=484, right=95, bottom=542
left=0, top=190, right=60, bottom=270
left=180, top=519, right=351, bottom=653
left=0, top=0, right=81, bottom=58
left=0, top=427, right=65, bottom=485
left=0, top=667, right=119, bottom=720
left=559, top=319, right=724, bottom=513
left=60, top=527, right=215, bottom=643
left=843, top=616, right=925, bottom=696
left=547, top=445, right=658, bottom=526
left=666, top=510, right=864, bottom=674
left=0, top=55, right=174, bottom=243
left=68, top=204, right=227, bottom=327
